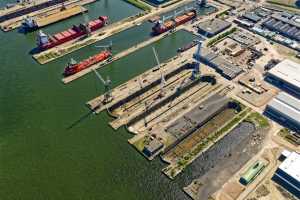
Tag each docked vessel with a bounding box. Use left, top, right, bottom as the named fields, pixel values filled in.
left=63, top=50, right=112, bottom=77
left=197, top=0, right=208, bottom=7
left=177, top=40, right=197, bottom=52
left=0, top=0, right=69, bottom=23
left=152, top=9, right=197, bottom=35
left=36, top=15, right=108, bottom=51
left=22, top=5, right=86, bottom=32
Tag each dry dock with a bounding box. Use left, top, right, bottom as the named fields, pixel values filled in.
left=86, top=46, right=197, bottom=114
left=0, top=0, right=96, bottom=32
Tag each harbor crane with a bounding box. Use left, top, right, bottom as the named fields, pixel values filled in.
left=152, top=47, right=166, bottom=97
left=192, top=40, right=202, bottom=79
left=81, top=8, right=91, bottom=35
left=192, top=33, right=207, bottom=79
left=92, top=69, right=113, bottom=104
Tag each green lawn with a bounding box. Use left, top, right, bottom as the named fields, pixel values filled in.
left=124, top=0, right=151, bottom=11
left=246, top=112, right=270, bottom=129
left=267, top=0, right=299, bottom=8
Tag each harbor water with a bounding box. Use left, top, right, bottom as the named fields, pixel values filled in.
left=0, top=0, right=215, bottom=199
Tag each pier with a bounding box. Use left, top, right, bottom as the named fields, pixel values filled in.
left=0, top=0, right=96, bottom=32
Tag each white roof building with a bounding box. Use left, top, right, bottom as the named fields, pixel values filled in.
left=273, top=151, right=300, bottom=198
left=278, top=152, right=300, bottom=183
left=267, top=59, right=300, bottom=96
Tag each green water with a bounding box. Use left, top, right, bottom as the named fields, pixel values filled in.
left=0, top=1, right=213, bottom=199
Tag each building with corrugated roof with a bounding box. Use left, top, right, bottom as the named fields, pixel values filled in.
left=195, top=48, right=243, bottom=80
left=263, top=13, right=300, bottom=41
left=242, top=12, right=262, bottom=23
left=197, top=18, right=232, bottom=37
left=265, top=92, right=300, bottom=132
left=272, top=151, right=300, bottom=198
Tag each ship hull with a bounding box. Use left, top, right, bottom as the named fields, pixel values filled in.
left=38, top=16, right=108, bottom=51
left=152, top=10, right=196, bottom=35
left=177, top=41, right=197, bottom=52
left=63, top=51, right=112, bottom=77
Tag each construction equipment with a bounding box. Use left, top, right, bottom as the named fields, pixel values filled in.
left=92, top=69, right=113, bottom=104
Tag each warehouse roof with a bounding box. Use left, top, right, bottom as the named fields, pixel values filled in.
left=268, top=92, right=300, bottom=124
left=198, top=18, right=231, bottom=35
left=268, top=59, right=300, bottom=89
left=279, top=151, right=300, bottom=183
left=243, top=12, right=261, bottom=23
left=199, top=48, right=243, bottom=79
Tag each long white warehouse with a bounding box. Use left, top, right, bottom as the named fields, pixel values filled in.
left=265, top=92, right=300, bottom=131
left=266, top=59, right=300, bottom=97
left=272, top=151, right=300, bottom=198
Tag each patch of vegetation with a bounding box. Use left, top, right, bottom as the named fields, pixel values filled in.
left=279, top=128, right=290, bottom=137
left=206, top=108, right=250, bottom=142
left=124, top=0, right=151, bottom=11
left=278, top=128, right=299, bottom=146
left=246, top=112, right=270, bottom=129
left=166, top=107, right=251, bottom=178
left=207, top=27, right=237, bottom=47
left=161, top=0, right=182, bottom=8
left=216, top=10, right=229, bottom=18
left=266, top=0, right=298, bottom=9
left=132, top=135, right=151, bottom=151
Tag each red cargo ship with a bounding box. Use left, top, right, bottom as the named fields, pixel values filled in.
left=152, top=10, right=197, bottom=35
left=63, top=50, right=112, bottom=77
left=37, top=16, right=108, bottom=51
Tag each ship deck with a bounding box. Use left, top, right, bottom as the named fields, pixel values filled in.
left=36, top=6, right=86, bottom=27
left=0, top=0, right=55, bottom=17
left=0, top=0, right=96, bottom=32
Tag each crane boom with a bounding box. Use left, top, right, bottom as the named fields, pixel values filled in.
left=92, top=69, right=106, bottom=85
left=152, top=47, right=160, bottom=68
left=152, top=47, right=166, bottom=96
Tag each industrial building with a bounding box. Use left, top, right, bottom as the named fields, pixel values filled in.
left=242, top=12, right=261, bottom=23
left=195, top=48, right=243, bottom=79
left=266, top=59, right=300, bottom=97
left=142, top=138, right=164, bottom=157
left=229, top=30, right=260, bottom=47
left=272, top=151, right=300, bottom=198
left=265, top=92, right=300, bottom=132
left=197, top=18, right=231, bottom=37
left=263, top=13, right=300, bottom=41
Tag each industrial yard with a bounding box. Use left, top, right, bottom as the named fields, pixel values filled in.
left=1, top=0, right=300, bottom=200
